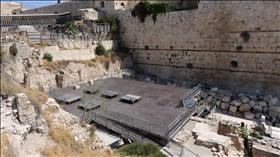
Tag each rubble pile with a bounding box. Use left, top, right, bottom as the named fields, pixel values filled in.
left=195, top=87, right=280, bottom=127
left=42, top=98, right=106, bottom=150
left=1, top=93, right=48, bottom=137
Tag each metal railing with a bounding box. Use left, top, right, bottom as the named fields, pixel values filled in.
left=182, top=84, right=201, bottom=108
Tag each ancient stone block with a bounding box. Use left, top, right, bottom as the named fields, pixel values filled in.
left=244, top=112, right=254, bottom=120
left=239, top=104, right=251, bottom=112
left=16, top=93, right=36, bottom=125
left=221, top=103, right=230, bottom=111
left=229, top=105, right=237, bottom=113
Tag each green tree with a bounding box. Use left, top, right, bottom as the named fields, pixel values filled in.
left=118, top=142, right=166, bottom=157
left=64, top=21, right=78, bottom=34
left=131, top=0, right=170, bottom=23
left=43, top=53, right=53, bottom=62
left=95, top=42, right=108, bottom=56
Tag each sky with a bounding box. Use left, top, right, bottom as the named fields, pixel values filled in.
left=2, top=0, right=58, bottom=9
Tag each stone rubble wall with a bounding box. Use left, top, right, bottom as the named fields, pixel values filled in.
left=119, top=1, right=280, bottom=95
left=1, top=41, right=123, bottom=90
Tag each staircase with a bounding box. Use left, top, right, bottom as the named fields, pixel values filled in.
left=182, top=84, right=202, bottom=108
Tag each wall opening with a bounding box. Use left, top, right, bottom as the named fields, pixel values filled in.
left=230, top=60, right=238, bottom=68
left=101, top=1, right=105, bottom=8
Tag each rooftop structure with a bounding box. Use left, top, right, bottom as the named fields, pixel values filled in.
left=50, top=78, right=201, bottom=145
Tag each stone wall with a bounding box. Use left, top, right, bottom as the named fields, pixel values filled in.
left=119, top=1, right=280, bottom=95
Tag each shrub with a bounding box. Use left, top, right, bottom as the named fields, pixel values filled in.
left=95, top=42, right=108, bottom=56
left=95, top=17, right=119, bottom=33
left=240, top=31, right=250, bottom=42
left=64, top=21, right=78, bottom=34
left=131, top=0, right=170, bottom=23
left=118, top=142, right=166, bottom=157
left=250, top=130, right=262, bottom=139
left=43, top=53, right=53, bottom=62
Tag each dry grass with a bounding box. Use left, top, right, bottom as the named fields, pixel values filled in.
left=0, top=133, right=16, bottom=157
left=43, top=60, right=70, bottom=71
left=42, top=106, right=118, bottom=157
left=42, top=54, right=120, bottom=71
left=0, top=75, right=48, bottom=105
left=29, top=42, right=54, bottom=48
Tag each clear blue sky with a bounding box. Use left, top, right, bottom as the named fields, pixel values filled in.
left=2, top=0, right=58, bottom=9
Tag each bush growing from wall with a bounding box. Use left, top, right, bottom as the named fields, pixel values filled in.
left=171, top=0, right=200, bottom=11
left=43, top=53, right=53, bottom=62
left=95, top=17, right=119, bottom=33
left=95, top=42, right=108, bottom=56
left=64, top=21, right=78, bottom=34
left=118, top=142, right=166, bottom=157
left=131, top=0, right=170, bottom=23
left=240, top=31, right=250, bottom=42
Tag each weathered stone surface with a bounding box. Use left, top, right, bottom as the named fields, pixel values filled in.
left=222, top=96, right=231, bottom=103
left=229, top=105, right=237, bottom=113
left=244, top=112, right=254, bottom=120
left=262, top=107, right=269, bottom=114
left=269, top=106, right=280, bottom=119
left=253, top=106, right=263, bottom=113
left=239, top=104, right=251, bottom=112
left=249, top=96, right=257, bottom=101
left=258, top=101, right=267, bottom=107
left=231, top=100, right=242, bottom=107
left=249, top=101, right=256, bottom=107
left=73, top=84, right=80, bottom=90
left=269, top=97, right=279, bottom=106
left=206, top=96, right=213, bottom=103
left=210, top=87, right=219, bottom=92
left=221, top=103, right=230, bottom=111
left=263, top=95, right=273, bottom=103
left=16, top=93, right=36, bottom=125
left=215, top=100, right=221, bottom=107
left=240, top=96, right=250, bottom=104
left=88, top=79, right=94, bottom=86
left=200, top=91, right=208, bottom=99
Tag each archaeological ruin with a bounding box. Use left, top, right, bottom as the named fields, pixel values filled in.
left=1, top=1, right=280, bottom=157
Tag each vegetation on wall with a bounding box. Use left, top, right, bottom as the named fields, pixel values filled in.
left=240, top=31, right=250, bottom=42
left=95, top=42, right=108, bottom=56
left=95, top=17, right=119, bottom=33
left=131, top=0, right=170, bottom=23
left=43, top=53, right=53, bottom=62
left=171, top=0, right=200, bottom=11
left=64, top=21, right=78, bottom=34
left=236, top=45, right=243, bottom=51
left=118, top=142, right=166, bottom=157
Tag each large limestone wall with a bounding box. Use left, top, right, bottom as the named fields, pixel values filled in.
left=119, top=1, right=280, bottom=95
